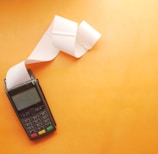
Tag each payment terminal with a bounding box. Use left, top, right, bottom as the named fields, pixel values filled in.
left=4, top=69, right=56, bottom=140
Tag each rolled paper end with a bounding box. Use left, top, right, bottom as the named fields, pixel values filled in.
left=77, top=21, right=101, bottom=50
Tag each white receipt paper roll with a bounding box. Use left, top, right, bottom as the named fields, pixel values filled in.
left=6, top=15, right=101, bottom=89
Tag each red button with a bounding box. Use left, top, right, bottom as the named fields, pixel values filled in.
left=30, top=133, right=38, bottom=138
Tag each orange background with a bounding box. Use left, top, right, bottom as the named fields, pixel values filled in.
left=0, top=0, right=158, bottom=154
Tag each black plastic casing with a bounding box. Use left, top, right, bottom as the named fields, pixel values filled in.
left=4, top=69, right=56, bottom=140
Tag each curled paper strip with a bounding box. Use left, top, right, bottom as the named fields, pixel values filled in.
left=6, top=15, right=101, bottom=89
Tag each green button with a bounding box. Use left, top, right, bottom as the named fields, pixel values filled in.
left=46, top=125, right=54, bottom=131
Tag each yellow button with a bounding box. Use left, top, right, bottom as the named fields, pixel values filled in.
left=38, top=129, right=46, bottom=135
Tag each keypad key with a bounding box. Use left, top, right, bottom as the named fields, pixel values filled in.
left=32, top=115, right=39, bottom=121
left=26, top=122, right=32, bottom=128
left=40, top=111, right=47, bottom=116
left=45, top=122, right=52, bottom=127
left=37, top=126, right=44, bottom=131
left=42, top=115, right=49, bottom=120
left=23, top=118, right=31, bottom=123
left=34, top=107, right=40, bottom=112
left=38, top=129, right=46, bottom=135
left=39, top=105, right=45, bottom=111
left=46, top=125, right=54, bottom=131
left=43, top=119, right=50, bottom=124
left=30, top=133, right=38, bottom=138
left=33, top=119, right=41, bottom=124
left=30, top=130, right=36, bottom=134
left=25, top=112, right=30, bottom=117
left=20, top=113, right=26, bottom=118
left=27, top=126, right=34, bottom=130
left=35, top=123, right=42, bottom=128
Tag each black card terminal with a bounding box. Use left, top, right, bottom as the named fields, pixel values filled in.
left=4, top=69, right=56, bottom=140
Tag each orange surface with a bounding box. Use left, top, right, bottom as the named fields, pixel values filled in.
left=1, top=0, right=158, bottom=153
